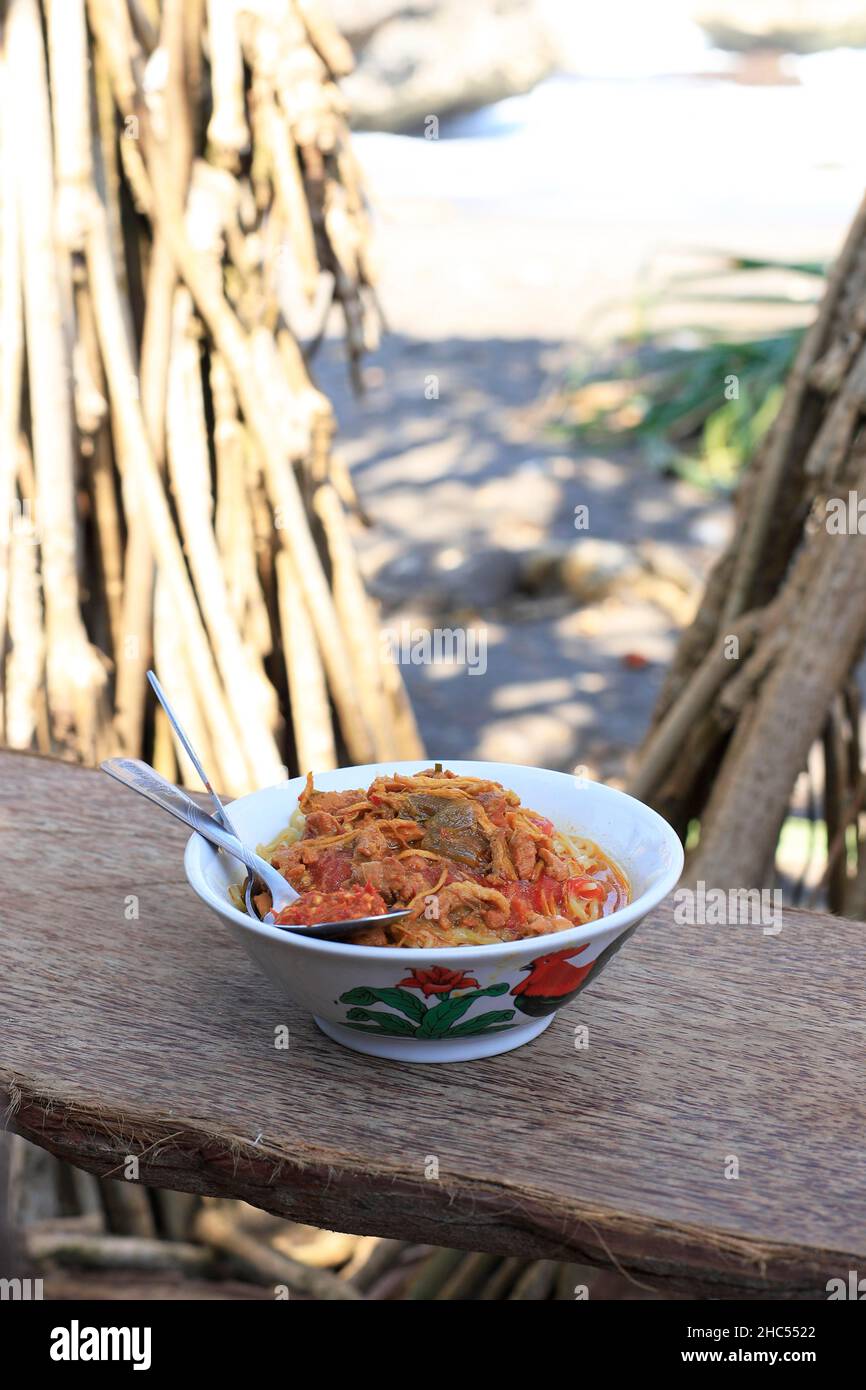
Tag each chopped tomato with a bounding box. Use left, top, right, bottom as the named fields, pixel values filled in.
left=497, top=875, right=561, bottom=929
left=495, top=872, right=609, bottom=930
left=499, top=879, right=535, bottom=921
left=566, top=875, right=607, bottom=901
left=563, top=875, right=607, bottom=918
left=531, top=874, right=565, bottom=916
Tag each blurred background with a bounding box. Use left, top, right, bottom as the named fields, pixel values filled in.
left=316, top=0, right=866, bottom=784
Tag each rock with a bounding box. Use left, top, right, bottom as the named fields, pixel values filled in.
left=517, top=536, right=702, bottom=620
left=323, top=2, right=416, bottom=49
left=519, top=543, right=566, bottom=594
left=373, top=544, right=522, bottom=612
left=323, top=0, right=556, bottom=132
left=692, top=1, right=866, bottom=54
left=635, top=540, right=702, bottom=595
left=560, top=538, right=642, bottom=603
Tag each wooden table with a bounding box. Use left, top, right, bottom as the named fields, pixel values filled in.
left=2, top=750, right=863, bottom=1297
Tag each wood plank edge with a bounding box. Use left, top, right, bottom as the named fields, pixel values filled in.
left=1, top=1073, right=850, bottom=1299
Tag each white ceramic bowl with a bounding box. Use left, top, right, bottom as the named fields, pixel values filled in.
left=184, top=760, right=683, bottom=1063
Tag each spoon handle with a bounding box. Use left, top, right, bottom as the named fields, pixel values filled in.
left=99, top=758, right=292, bottom=906
left=101, top=757, right=410, bottom=940
left=146, top=670, right=239, bottom=836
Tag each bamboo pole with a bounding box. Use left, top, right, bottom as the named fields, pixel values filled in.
left=0, top=44, right=23, bottom=728
left=26, top=1228, right=214, bottom=1275
left=74, top=278, right=123, bottom=661
left=296, top=0, right=355, bottom=79
left=206, top=0, right=249, bottom=169
left=84, top=190, right=253, bottom=794
left=89, top=427, right=125, bottom=663
left=116, top=0, right=191, bottom=759
left=5, top=486, right=44, bottom=750
left=8, top=0, right=107, bottom=758
left=165, top=287, right=284, bottom=783
left=276, top=548, right=337, bottom=772
left=686, top=481, right=866, bottom=889
left=264, top=97, right=319, bottom=299
left=211, top=354, right=272, bottom=658
left=313, top=480, right=394, bottom=760
left=509, top=1259, right=558, bottom=1300
left=85, top=0, right=142, bottom=120
left=46, top=0, right=92, bottom=255
left=194, top=1205, right=362, bottom=1301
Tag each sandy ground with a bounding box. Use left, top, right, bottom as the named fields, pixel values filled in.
left=313, top=68, right=863, bottom=777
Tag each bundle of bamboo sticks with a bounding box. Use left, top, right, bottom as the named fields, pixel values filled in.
left=0, top=0, right=422, bottom=795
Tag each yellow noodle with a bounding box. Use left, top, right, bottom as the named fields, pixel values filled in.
left=257, top=807, right=305, bottom=860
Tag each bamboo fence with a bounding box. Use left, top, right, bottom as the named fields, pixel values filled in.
left=0, top=0, right=422, bottom=794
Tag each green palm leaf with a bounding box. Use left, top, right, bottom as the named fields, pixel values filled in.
left=340, top=986, right=426, bottom=1024
left=344, top=1007, right=417, bottom=1036
left=415, top=984, right=510, bottom=1038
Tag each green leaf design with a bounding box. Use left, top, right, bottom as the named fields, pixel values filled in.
left=446, top=1010, right=516, bottom=1037
left=339, top=987, right=426, bottom=1024
left=345, top=1007, right=417, bottom=1036
left=342, top=1022, right=416, bottom=1037
left=415, top=984, right=510, bottom=1039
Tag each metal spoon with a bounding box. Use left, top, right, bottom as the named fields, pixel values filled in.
left=100, top=758, right=410, bottom=939
left=146, top=669, right=258, bottom=918
left=146, top=670, right=240, bottom=836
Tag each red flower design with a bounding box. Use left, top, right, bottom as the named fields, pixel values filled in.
left=398, top=967, right=480, bottom=997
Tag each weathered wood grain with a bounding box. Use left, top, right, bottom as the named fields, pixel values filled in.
left=1, top=750, right=864, bottom=1297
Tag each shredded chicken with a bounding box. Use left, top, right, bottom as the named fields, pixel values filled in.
left=490, top=829, right=519, bottom=880
left=354, top=825, right=389, bottom=859
left=350, top=858, right=433, bottom=902
left=304, top=810, right=341, bottom=837
left=433, top=879, right=511, bottom=931
left=298, top=772, right=367, bottom=816
left=538, top=846, right=571, bottom=880
left=255, top=767, right=628, bottom=946
left=508, top=829, right=537, bottom=878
